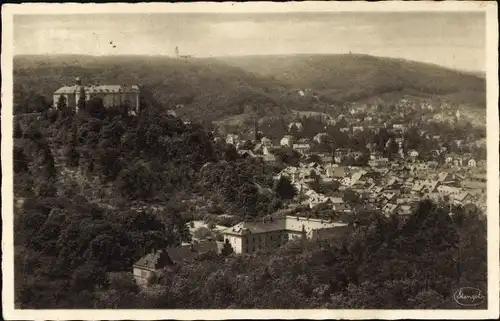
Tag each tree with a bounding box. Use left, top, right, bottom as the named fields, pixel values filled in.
left=56, top=95, right=67, bottom=111
left=71, top=261, right=107, bottom=292
left=20, top=92, right=50, bottom=114
left=108, top=272, right=139, bottom=293
left=64, top=142, right=80, bottom=168
left=41, top=151, right=57, bottom=179
left=86, top=97, right=107, bottom=120
left=24, top=121, right=42, bottom=140
left=387, top=139, right=399, bottom=160
left=35, top=178, right=57, bottom=198
left=14, top=146, right=28, bottom=173
left=307, top=154, right=322, bottom=164
left=309, top=174, right=322, bottom=193
left=273, top=176, right=296, bottom=200
left=14, top=121, right=23, bottom=138
left=117, top=163, right=157, bottom=200
left=193, top=227, right=213, bottom=240
left=77, top=91, right=86, bottom=112
left=221, top=239, right=234, bottom=256
left=343, top=189, right=359, bottom=204
left=355, top=151, right=370, bottom=166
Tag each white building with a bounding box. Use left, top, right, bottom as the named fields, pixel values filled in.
left=280, top=135, right=295, bottom=147
left=260, top=137, right=273, bottom=147
left=221, top=216, right=351, bottom=254
left=226, top=134, right=240, bottom=145
left=53, top=77, right=140, bottom=113
left=313, top=133, right=330, bottom=144
left=288, top=122, right=304, bottom=132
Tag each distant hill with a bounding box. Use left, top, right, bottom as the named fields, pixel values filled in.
left=213, top=54, right=486, bottom=108
left=13, top=55, right=297, bottom=122
left=13, top=54, right=486, bottom=123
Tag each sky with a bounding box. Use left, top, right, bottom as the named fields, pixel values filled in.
left=13, top=12, right=486, bottom=72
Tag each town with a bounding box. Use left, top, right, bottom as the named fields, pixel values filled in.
left=131, top=95, right=487, bottom=287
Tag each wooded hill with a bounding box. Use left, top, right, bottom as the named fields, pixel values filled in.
left=214, top=53, right=486, bottom=107
left=14, top=54, right=485, bottom=122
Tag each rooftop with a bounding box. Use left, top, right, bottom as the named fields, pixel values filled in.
left=222, top=216, right=348, bottom=236
left=54, top=84, right=139, bottom=94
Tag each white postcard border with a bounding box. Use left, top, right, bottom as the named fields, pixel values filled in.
left=2, top=1, right=498, bottom=320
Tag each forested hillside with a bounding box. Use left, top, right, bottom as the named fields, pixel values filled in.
left=13, top=97, right=487, bottom=309
left=14, top=54, right=486, bottom=125
left=216, top=54, right=486, bottom=106
left=14, top=55, right=295, bottom=121
left=14, top=97, right=292, bottom=308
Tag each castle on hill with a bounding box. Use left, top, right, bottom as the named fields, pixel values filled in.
left=53, top=77, right=140, bottom=113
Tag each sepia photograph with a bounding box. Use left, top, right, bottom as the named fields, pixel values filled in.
left=1, top=1, right=498, bottom=320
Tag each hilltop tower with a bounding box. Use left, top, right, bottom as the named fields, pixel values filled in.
left=175, top=46, right=180, bottom=59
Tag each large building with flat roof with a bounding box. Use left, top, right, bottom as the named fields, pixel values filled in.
left=221, top=216, right=352, bottom=254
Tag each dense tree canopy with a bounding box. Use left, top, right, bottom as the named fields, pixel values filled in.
left=12, top=91, right=487, bottom=309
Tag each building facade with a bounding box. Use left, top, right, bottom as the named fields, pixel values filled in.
left=53, top=77, right=140, bottom=113
left=132, top=250, right=171, bottom=286
left=221, top=216, right=351, bottom=254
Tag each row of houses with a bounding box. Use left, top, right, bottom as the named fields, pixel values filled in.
left=225, top=131, right=482, bottom=168
left=276, top=159, right=478, bottom=217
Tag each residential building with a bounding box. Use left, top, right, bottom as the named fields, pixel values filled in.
left=382, top=203, right=398, bottom=216
left=280, top=135, right=295, bottom=147
left=132, top=250, right=171, bottom=286
left=238, top=149, right=256, bottom=158
left=453, top=191, right=473, bottom=205
left=133, top=241, right=219, bottom=286
left=260, top=137, right=273, bottom=147
left=437, top=185, right=462, bottom=197
left=313, top=133, right=330, bottom=144
left=288, top=122, right=304, bottom=132
left=293, top=139, right=311, bottom=154
left=352, top=126, right=364, bottom=133
left=221, top=216, right=352, bottom=254
left=468, top=159, right=477, bottom=167
left=226, top=134, right=240, bottom=145
left=409, top=150, right=419, bottom=158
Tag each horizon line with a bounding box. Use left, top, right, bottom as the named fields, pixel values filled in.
left=13, top=52, right=486, bottom=75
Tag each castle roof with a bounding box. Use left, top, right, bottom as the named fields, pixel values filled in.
left=54, top=84, right=139, bottom=94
